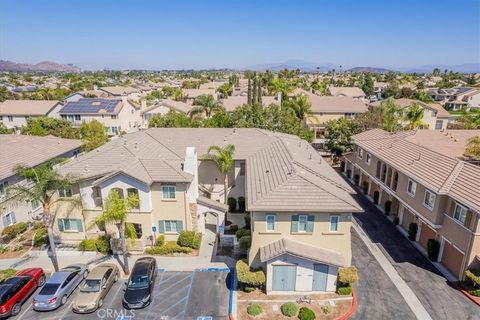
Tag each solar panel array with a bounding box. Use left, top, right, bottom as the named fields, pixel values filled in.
left=59, top=98, right=121, bottom=114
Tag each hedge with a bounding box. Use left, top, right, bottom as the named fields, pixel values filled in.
left=244, top=214, right=251, bottom=230
left=95, top=235, right=111, bottom=254
left=0, top=269, right=17, bottom=281
left=408, top=222, right=418, bottom=241
left=281, top=302, right=297, bottom=317
left=337, top=284, right=352, bottom=295
left=465, top=269, right=480, bottom=287
left=156, top=235, right=165, bottom=247
left=145, top=241, right=192, bottom=255
left=239, top=235, right=251, bottom=250
left=427, top=239, right=440, bottom=261
left=385, top=200, right=392, bottom=215
left=238, top=196, right=246, bottom=212
left=247, top=303, right=262, bottom=316
left=236, top=259, right=265, bottom=287
left=229, top=225, right=239, bottom=233
left=235, top=228, right=250, bottom=240
left=373, top=191, right=380, bottom=204
left=2, top=222, right=28, bottom=241
left=78, top=239, right=97, bottom=251
left=362, top=181, right=369, bottom=194
left=227, top=197, right=237, bottom=212
left=298, top=307, right=316, bottom=320
left=338, top=266, right=359, bottom=284
left=177, top=231, right=202, bottom=249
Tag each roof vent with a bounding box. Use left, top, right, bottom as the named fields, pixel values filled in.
left=266, top=169, right=270, bottom=173
left=92, top=101, right=101, bottom=106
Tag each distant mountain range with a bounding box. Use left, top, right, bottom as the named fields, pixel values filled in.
left=0, top=60, right=81, bottom=72
left=347, top=67, right=393, bottom=73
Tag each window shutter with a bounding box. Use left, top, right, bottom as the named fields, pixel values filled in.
left=2, top=215, right=8, bottom=228
left=159, top=220, right=165, bottom=233
left=11, top=213, right=16, bottom=224
left=76, top=219, right=84, bottom=232
left=176, top=220, right=183, bottom=232
left=58, top=219, right=64, bottom=232
left=291, top=215, right=299, bottom=233
left=307, top=215, right=315, bottom=232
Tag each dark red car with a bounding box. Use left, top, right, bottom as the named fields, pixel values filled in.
left=0, top=268, right=45, bottom=317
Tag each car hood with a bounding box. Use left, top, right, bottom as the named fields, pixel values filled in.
left=124, top=287, right=149, bottom=304
left=74, top=291, right=100, bottom=306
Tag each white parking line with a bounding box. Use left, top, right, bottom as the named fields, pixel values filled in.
left=106, top=281, right=127, bottom=309
left=15, top=302, right=32, bottom=320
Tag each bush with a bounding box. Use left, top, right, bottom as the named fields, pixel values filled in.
left=33, top=222, right=44, bottom=230
left=33, top=228, right=48, bottom=247
left=0, top=269, right=16, bottom=281
left=393, top=217, right=399, bottom=225
left=247, top=303, right=262, bottom=316
left=238, top=196, right=246, bottom=212
left=156, top=235, right=165, bottom=247
left=465, top=269, right=480, bottom=287
left=427, top=239, right=440, bottom=261
left=469, top=288, right=480, bottom=297
left=408, top=222, right=418, bottom=241
left=362, top=181, right=369, bottom=194
left=281, top=302, right=298, bottom=317
left=239, top=236, right=251, bottom=250
left=227, top=197, right=237, bottom=212
left=338, top=266, right=359, bottom=285
left=243, top=285, right=256, bottom=293
left=373, top=191, right=380, bottom=204
left=177, top=231, right=202, bottom=249
left=337, top=284, right=352, bottom=295
left=385, top=200, right=392, bottom=215
left=298, top=307, right=316, bottom=320
left=2, top=222, right=28, bottom=241
left=354, top=174, right=360, bottom=186
left=244, top=214, right=251, bottom=230
left=236, top=259, right=265, bottom=287
left=236, top=228, right=250, bottom=240
left=0, top=245, right=7, bottom=254
left=95, top=235, right=111, bottom=254
left=229, top=224, right=239, bottom=233
left=78, top=239, right=97, bottom=251
left=321, top=305, right=332, bottom=315
left=145, top=241, right=192, bottom=255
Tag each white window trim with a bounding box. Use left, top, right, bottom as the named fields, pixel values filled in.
left=365, top=153, right=371, bottom=165
left=31, top=199, right=41, bottom=212
left=453, top=203, right=468, bottom=225
left=266, top=215, right=276, bottom=232
left=164, top=220, right=178, bottom=233
left=161, top=185, right=176, bottom=200
left=298, top=215, right=308, bottom=232
left=62, top=218, right=80, bottom=232
left=407, top=179, right=417, bottom=197
left=329, top=215, right=340, bottom=232
left=423, top=189, right=436, bottom=210
left=3, top=212, right=15, bottom=227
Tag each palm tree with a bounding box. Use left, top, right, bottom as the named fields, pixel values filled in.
left=404, top=103, right=428, bottom=129
left=458, top=109, right=480, bottom=129
left=464, top=136, right=480, bottom=160
left=268, top=79, right=293, bottom=105
left=190, top=95, right=225, bottom=119
left=94, top=189, right=139, bottom=274
left=207, top=144, right=235, bottom=204
left=285, top=94, right=313, bottom=122
left=6, top=162, right=79, bottom=271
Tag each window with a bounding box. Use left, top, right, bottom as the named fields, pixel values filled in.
left=111, top=115, right=118, bottom=119
left=298, top=215, right=307, bottom=232
left=435, top=120, right=443, bottom=130
left=407, top=179, right=417, bottom=197
left=58, top=218, right=83, bottom=232
left=58, top=186, right=72, bottom=198
left=423, top=190, right=436, bottom=210
left=365, top=153, right=371, bottom=165
left=345, top=113, right=354, bottom=119
left=376, top=161, right=381, bottom=178
left=358, top=148, right=364, bottom=159
left=453, top=203, right=468, bottom=224
left=31, top=199, right=41, bottom=211
left=0, top=181, right=8, bottom=198
left=127, top=188, right=140, bottom=208
left=164, top=220, right=178, bottom=233
left=0, top=116, right=2, bottom=120
left=239, top=162, right=246, bottom=176
left=162, top=185, right=176, bottom=199
left=74, top=115, right=81, bottom=121
left=330, top=215, right=339, bottom=232
left=2, top=212, right=16, bottom=227
left=8, top=116, right=13, bottom=122
left=73, top=150, right=80, bottom=158
left=266, top=215, right=275, bottom=231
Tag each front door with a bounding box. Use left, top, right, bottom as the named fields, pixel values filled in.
left=272, top=265, right=296, bottom=291
left=312, top=264, right=329, bottom=291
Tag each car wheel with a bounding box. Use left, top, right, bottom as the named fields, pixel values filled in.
left=37, top=274, right=46, bottom=287
left=98, top=298, right=103, bottom=308
left=11, top=302, right=21, bottom=316
left=83, top=270, right=89, bottom=278
left=61, top=295, right=67, bottom=306
left=114, top=273, right=119, bottom=283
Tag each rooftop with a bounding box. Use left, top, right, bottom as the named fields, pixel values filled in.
left=0, top=100, right=60, bottom=116
left=328, top=86, right=366, bottom=97
left=307, top=95, right=367, bottom=114
left=59, top=98, right=123, bottom=115
left=99, top=86, right=139, bottom=96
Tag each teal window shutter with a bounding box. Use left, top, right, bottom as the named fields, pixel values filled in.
left=176, top=220, right=183, bottom=232
left=307, top=215, right=315, bottom=232
left=2, top=215, right=8, bottom=228
left=76, top=219, right=84, bottom=232
left=11, top=213, right=16, bottom=224
left=291, top=215, right=298, bottom=233
left=159, top=220, right=165, bottom=233
left=58, top=219, right=64, bottom=232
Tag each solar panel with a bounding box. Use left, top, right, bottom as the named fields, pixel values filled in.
left=59, top=98, right=121, bottom=114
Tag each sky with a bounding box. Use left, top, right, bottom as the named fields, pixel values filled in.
left=0, top=0, right=479, bottom=70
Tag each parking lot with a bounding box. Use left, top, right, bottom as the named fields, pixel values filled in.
left=11, top=270, right=231, bottom=320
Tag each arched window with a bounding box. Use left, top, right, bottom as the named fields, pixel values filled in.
left=127, top=188, right=140, bottom=209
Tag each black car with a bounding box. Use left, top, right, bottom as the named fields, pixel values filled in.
left=122, top=257, right=157, bottom=309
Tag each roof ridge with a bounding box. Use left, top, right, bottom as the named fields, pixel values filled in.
left=144, top=130, right=184, bottom=159
left=121, top=143, right=154, bottom=182
left=293, top=160, right=353, bottom=193
left=439, top=161, right=465, bottom=193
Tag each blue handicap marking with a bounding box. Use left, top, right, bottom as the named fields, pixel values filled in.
left=152, top=225, right=157, bottom=232
left=197, top=317, right=213, bottom=320
left=116, top=316, right=134, bottom=320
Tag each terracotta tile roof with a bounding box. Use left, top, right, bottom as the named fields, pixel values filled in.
left=220, top=95, right=279, bottom=111
left=0, top=100, right=60, bottom=116
left=370, top=98, right=449, bottom=118
left=307, top=96, right=367, bottom=114
left=328, top=86, right=366, bottom=97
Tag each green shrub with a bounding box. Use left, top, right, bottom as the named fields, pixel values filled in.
left=385, top=200, right=392, bottom=215
left=244, top=214, right=251, bottom=230
left=227, top=197, right=237, bottom=212
left=298, top=306, right=316, bottom=320
left=465, top=269, right=480, bottom=286
left=125, top=223, right=137, bottom=239
left=281, top=302, right=298, bottom=317
left=236, top=259, right=265, bottom=287
left=469, top=288, right=480, bottom=297
left=373, top=191, right=379, bottom=204
left=337, top=284, right=352, bottom=295
left=145, top=241, right=192, bottom=255
left=427, top=239, right=440, bottom=261
left=78, top=239, right=97, bottom=251
left=408, top=222, right=418, bottom=241
left=393, top=217, right=400, bottom=225
left=247, top=303, right=262, bottom=316
left=33, top=222, right=44, bottom=230
left=321, top=305, right=332, bottom=314
left=2, top=222, right=28, bottom=241
left=33, top=228, right=48, bottom=247
left=229, top=225, right=239, bottom=233
left=238, top=196, right=246, bottom=212
left=95, top=235, right=111, bottom=254
left=0, top=245, right=7, bottom=254
left=156, top=235, right=165, bottom=247
left=362, top=181, right=369, bottom=194
left=235, top=228, right=250, bottom=240
left=243, top=286, right=256, bottom=293
left=239, top=236, right=251, bottom=250
left=0, top=269, right=17, bottom=281
left=338, top=266, right=359, bottom=284
left=177, top=231, right=202, bottom=249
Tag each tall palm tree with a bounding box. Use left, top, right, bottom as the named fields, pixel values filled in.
left=268, top=79, right=293, bottom=104
left=404, top=103, right=428, bottom=129
left=207, top=144, right=235, bottom=204
left=94, top=189, right=139, bottom=274
left=464, top=136, right=480, bottom=160
left=285, top=94, right=313, bottom=122
left=6, top=162, right=79, bottom=271
left=190, top=95, right=225, bottom=119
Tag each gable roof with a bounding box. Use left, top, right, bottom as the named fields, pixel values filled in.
left=99, top=86, right=139, bottom=96
left=0, top=100, right=60, bottom=116
left=328, top=86, right=366, bottom=97
left=59, top=98, right=123, bottom=115
left=220, top=95, right=280, bottom=111
left=307, top=95, right=367, bottom=114
left=370, top=98, right=449, bottom=118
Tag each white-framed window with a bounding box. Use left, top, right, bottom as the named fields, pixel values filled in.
left=2, top=212, right=16, bottom=227
left=111, top=115, right=118, bottom=119
left=365, top=153, right=371, bottom=165
left=58, top=186, right=72, bottom=198
left=74, top=115, right=81, bottom=121
left=358, top=148, right=364, bottom=159
left=31, top=199, right=41, bottom=211
left=164, top=220, right=178, bottom=233
left=345, top=113, right=354, bottom=119
left=266, top=215, right=275, bottom=231
left=453, top=203, right=468, bottom=225
left=60, top=218, right=82, bottom=232
left=407, top=179, right=417, bottom=197
left=8, top=116, right=13, bottom=122
left=0, top=181, right=8, bottom=198
left=423, top=190, right=436, bottom=210
left=162, top=185, right=176, bottom=199
left=330, top=215, right=339, bottom=232
left=435, top=120, right=443, bottom=130
left=298, top=215, right=308, bottom=232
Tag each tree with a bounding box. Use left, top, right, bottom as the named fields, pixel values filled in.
left=207, top=144, right=235, bottom=204
left=382, top=81, right=399, bottom=99
left=0, top=86, right=14, bottom=102
left=0, top=123, right=13, bottom=134
left=380, top=98, right=403, bottom=132
left=404, top=103, right=428, bottom=129
left=21, top=117, right=79, bottom=139
left=464, top=136, right=480, bottom=160
left=94, top=189, right=139, bottom=274
left=148, top=110, right=199, bottom=128
left=414, top=91, right=434, bottom=103
left=399, top=87, right=414, bottom=99
left=6, top=162, right=79, bottom=271
left=458, top=109, right=480, bottom=129
left=432, top=68, right=441, bottom=76
left=362, top=74, right=375, bottom=96
left=217, top=83, right=232, bottom=99
left=284, top=94, right=312, bottom=121
left=79, top=120, right=109, bottom=151
left=268, top=79, right=292, bottom=104
left=190, top=95, right=225, bottom=119
left=324, top=118, right=357, bottom=161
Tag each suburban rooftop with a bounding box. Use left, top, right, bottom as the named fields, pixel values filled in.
left=0, top=100, right=60, bottom=116
left=59, top=98, right=123, bottom=115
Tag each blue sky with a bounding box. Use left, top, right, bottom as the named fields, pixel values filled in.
left=0, top=0, right=479, bottom=70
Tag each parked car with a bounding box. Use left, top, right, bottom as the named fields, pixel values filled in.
left=122, top=257, right=157, bottom=309
left=72, top=263, right=119, bottom=313
left=0, top=268, right=45, bottom=317
left=32, top=264, right=88, bottom=311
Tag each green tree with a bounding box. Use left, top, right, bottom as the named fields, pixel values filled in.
left=380, top=98, right=403, bottom=132
left=94, top=189, right=139, bottom=274
left=6, top=162, right=79, bottom=271
left=382, top=81, right=399, bottom=99
left=79, top=120, right=109, bottom=151
left=202, top=111, right=234, bottom=128
left=458, top=109, right=480, bottom=129
left=268, top=79, right=293, bottom=104
left=464, top=136, right=480, bottom=160
left=207, top=144, right=235, bottom=203
left=190, top=95, right=225, bottom=119
left=324, top=117, right=357, bottom=161
left=414, top=91, right=434, bottom=103
left=284, top=94, right=312, bottom=121
left=362, top=74, right=375, bottom=96
left=217, top=83, right=233, bottom=98
left=0, top=86, right=14, bottom=102
left=432, top=68, right=441, bottom=76
left=148, top=110, right=199, bottom=128
left=404, top=103, right=428, bottom=129
left=0, top=123, right=13, bottom=134
left=21, top=117, right=79, bottom=139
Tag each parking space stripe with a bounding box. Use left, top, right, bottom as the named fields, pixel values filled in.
left=155, top=274, right=193, bottom=295
left=179, top=271, right=195, bottom=320
left=144, top=271, right=165, bottom=320
left=15, top=302, right=32, bottom=320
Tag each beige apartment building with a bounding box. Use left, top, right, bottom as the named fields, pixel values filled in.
left=0, top=100, right=63, bottom=132
left=344, top=129, right=480, bottom=280
left=56, top=128, right=362, bottom=294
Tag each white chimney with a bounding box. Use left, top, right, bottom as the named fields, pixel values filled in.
left=184, top=147, right=198, bottom=202
left=141, top=99, right=147, bottom=109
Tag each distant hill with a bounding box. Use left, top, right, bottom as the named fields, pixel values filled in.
left=0, top=60, right=81, bottom=72
left=248, top=60, right=336, bottom=72
left=347, top=66, right=393, bottom=73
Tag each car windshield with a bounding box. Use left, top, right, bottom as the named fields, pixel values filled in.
left=80, top=279, right=101, bottom=292
left=39, top=283, right=60, bottom=295
left=127, top=275, right=149, bottom=289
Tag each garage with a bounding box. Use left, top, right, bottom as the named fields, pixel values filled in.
left=441, top=241, right=464, bottom=279
left=419, top=223, right=436, bottom=249
left=401, top=209, right=414, bottom=232
left=312, top=264, right=329, bottom=291
left=272, top=265, right=296, bottom=291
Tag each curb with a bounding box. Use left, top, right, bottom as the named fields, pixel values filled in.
left=336, top=288, right=357, bottom=320
left=228, top=267, right=237, bottom=320
left=454, top=284, right=480, bottom=307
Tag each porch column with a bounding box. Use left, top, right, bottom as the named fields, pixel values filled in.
left=415, top=220, right=422, bottom=242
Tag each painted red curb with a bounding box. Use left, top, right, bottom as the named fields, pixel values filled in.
left=455, top=284, right=480, bottom=307
left=229, top=314, right=235, bottom=320
left=336, top=288, right=357, bottom=320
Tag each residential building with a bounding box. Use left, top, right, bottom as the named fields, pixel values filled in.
left=99, top=86, right=141, bottom=98
left=220, top=95, right=280, bottom=112
left=58, top=98, right=141, bottom=136
left=427, top=87, right=480, bottom=110
left=328, top=86, right=366, bottom=99
left=141, top=99, right=191, bottom=125
left=183, top=89, right=217, bottom=104
left=374, top=82, right=388, bottom=99
left=344, top=129, right=480, bottom=280
left=0, top=100, right=63, bottom=132
left=56, top=128, right=362, bottom=294
left=0, top=135, right=82, bottom=232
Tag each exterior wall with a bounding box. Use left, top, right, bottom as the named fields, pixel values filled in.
left=198, top=160, right=236, bottom=203
left=1, top=115, right=35, bottom=131
left=308, top=112, right=361, bottom=128
left=249, top=211, right=352, bottom=268
left=228, top=160, right=246, bottom=199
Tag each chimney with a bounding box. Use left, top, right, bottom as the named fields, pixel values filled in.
left=183, top=147, right=199, bottom=202
left=141, top=99, right=147, bottom=109
left=93, top=85, right=98, bottom=91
